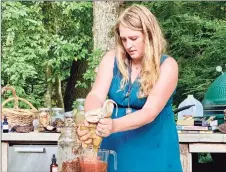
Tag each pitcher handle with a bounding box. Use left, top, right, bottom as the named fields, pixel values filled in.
left=109, top=150, right=117, bottom=170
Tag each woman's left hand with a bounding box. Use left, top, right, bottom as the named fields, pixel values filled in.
left=96, top=118, right=113, bottom=137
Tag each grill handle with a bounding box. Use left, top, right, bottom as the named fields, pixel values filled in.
left=14, top=147, right=45, bottom=153
left=174, top=104, right=195, bottom=114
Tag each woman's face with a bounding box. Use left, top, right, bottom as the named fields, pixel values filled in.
left=119, top=24, right=145, bottom=61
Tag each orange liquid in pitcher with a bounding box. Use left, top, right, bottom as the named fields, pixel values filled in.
left=80, top=160, right=107, bottom=172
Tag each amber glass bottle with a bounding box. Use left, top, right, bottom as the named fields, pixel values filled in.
left=50, top=154, right=58, bottom=172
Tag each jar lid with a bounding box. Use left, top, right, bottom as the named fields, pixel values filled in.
left=52, top=108, right=64, bottom=111
left=38, top=108, right=51, bottom=111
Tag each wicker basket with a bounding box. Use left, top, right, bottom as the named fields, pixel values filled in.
left=1, top=86, right=38, bottom=128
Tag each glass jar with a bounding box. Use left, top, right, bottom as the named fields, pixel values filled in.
left=52, top=108, right=65, bottom=132
left=64, top=111, right=76, bottom=127
left=74, top=98, right=85, bottom=125
left=32, top=112, right=39, bottom=132
left=57, top=127, right=81, bottom=172
left=38, top=108, right=51, bottom=132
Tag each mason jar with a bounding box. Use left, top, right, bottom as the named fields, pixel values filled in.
left=57, top=127, right=81, bottom=172
left=64, top=111, right=76, bottom=127
left=38, top=108, right=51, bottom=132
left=51, top=108, right=65, bottom=132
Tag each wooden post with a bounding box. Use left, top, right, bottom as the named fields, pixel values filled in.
left=180, top=144, right=192, bottom=172
left=2, top=142, right=8, bottom=172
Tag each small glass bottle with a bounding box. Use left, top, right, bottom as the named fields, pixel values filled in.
left=50, top=154, right=58, bottom=172
left=57, top=127, right=81, bottom=172
left=2, top=116, right=9, bottom=133
left=74, top=98, right=85, bottom=125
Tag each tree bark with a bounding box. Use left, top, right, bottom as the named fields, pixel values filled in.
left=93, top=1, right=124, bottom=52
left=64, top=59, right=88, bottom=112
left=44, top=64, right=52, bottom=108
left=54, top=74, right=64, bottom=108
left=64, top=60, right=77, bottom=112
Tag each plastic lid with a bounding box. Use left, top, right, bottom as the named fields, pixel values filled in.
left=188, top=95, right=194, bottom=98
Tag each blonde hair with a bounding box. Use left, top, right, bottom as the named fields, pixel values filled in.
left=115, top=4, right=167, bottom=98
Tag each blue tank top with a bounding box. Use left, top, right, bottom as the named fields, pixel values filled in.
left=101, top=55, right=182, bottom=172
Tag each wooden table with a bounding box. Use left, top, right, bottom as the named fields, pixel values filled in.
left=2, top=133, right=226, bottom=172
left=179, top=133, right=226, bottom=172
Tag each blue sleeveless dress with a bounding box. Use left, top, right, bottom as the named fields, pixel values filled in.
left=101, top=55, right=182, bottom=172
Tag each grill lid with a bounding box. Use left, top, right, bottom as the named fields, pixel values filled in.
left=203, top=71, right=226, bottom=107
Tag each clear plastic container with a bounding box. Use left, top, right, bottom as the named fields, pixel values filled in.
left=177, top=95, right=204, bottom=120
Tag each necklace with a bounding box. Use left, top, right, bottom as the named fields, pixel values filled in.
left=125, top=60, right=133, bottom=115
left=125, top=57, right=142, bottom=115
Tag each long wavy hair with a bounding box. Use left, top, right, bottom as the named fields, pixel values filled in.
left=115, top=4, right=167, bottom=98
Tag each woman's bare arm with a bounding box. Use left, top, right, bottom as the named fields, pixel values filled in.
left=84, top=50, right=115, bottom=112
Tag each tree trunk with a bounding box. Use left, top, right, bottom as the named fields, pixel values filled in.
left=93, top=1, right=124, bottom=52
left=54, top=74, right=64, bottom=108
left=64, top=58, right=88, bottom=112
left=64, top=60, right=77, bottom=112
left=44, top=64, right=52, bottom=108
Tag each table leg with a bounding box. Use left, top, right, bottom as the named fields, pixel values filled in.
left=180, top=144, right=192, bottom=172
left=2, top=142, right=8, bottom=172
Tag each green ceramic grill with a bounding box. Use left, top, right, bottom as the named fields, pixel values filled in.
left=203, top=66, right=226, bottom=117
left=203, top=72, right=226, bottom=106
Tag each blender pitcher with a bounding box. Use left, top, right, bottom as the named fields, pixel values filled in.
left=79, top=149, right=117, bottom=172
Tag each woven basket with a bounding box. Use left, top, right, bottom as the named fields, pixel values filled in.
left=1, top=86, right=38, bottom=128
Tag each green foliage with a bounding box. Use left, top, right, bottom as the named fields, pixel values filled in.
left=172, top=105, right=178, bottom=121
left=2, top=2, right=93, bottom=108
left=127, top=1, right=226, bottom=105
left=76, top=49, right=104, bottom=89
left=164, top=12, right=226, bottom=105
left=199, top=153, right=212, bottom=163
left=2, top=1, right=226, bottom=110
left=164, top=14, right=226, bottom=101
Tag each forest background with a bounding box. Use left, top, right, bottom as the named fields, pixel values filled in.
left=1, top=1, right=226, bottom=112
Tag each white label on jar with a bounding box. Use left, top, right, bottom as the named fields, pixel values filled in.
left=3, top=125, right=9, bottom=130
left=52, top=167, right=57, bottom=172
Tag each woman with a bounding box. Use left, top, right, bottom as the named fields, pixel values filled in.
left=78, top=4, right=182, bottom=172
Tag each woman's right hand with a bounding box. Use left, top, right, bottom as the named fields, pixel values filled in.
left=77, top=120, right=92, bottom=144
